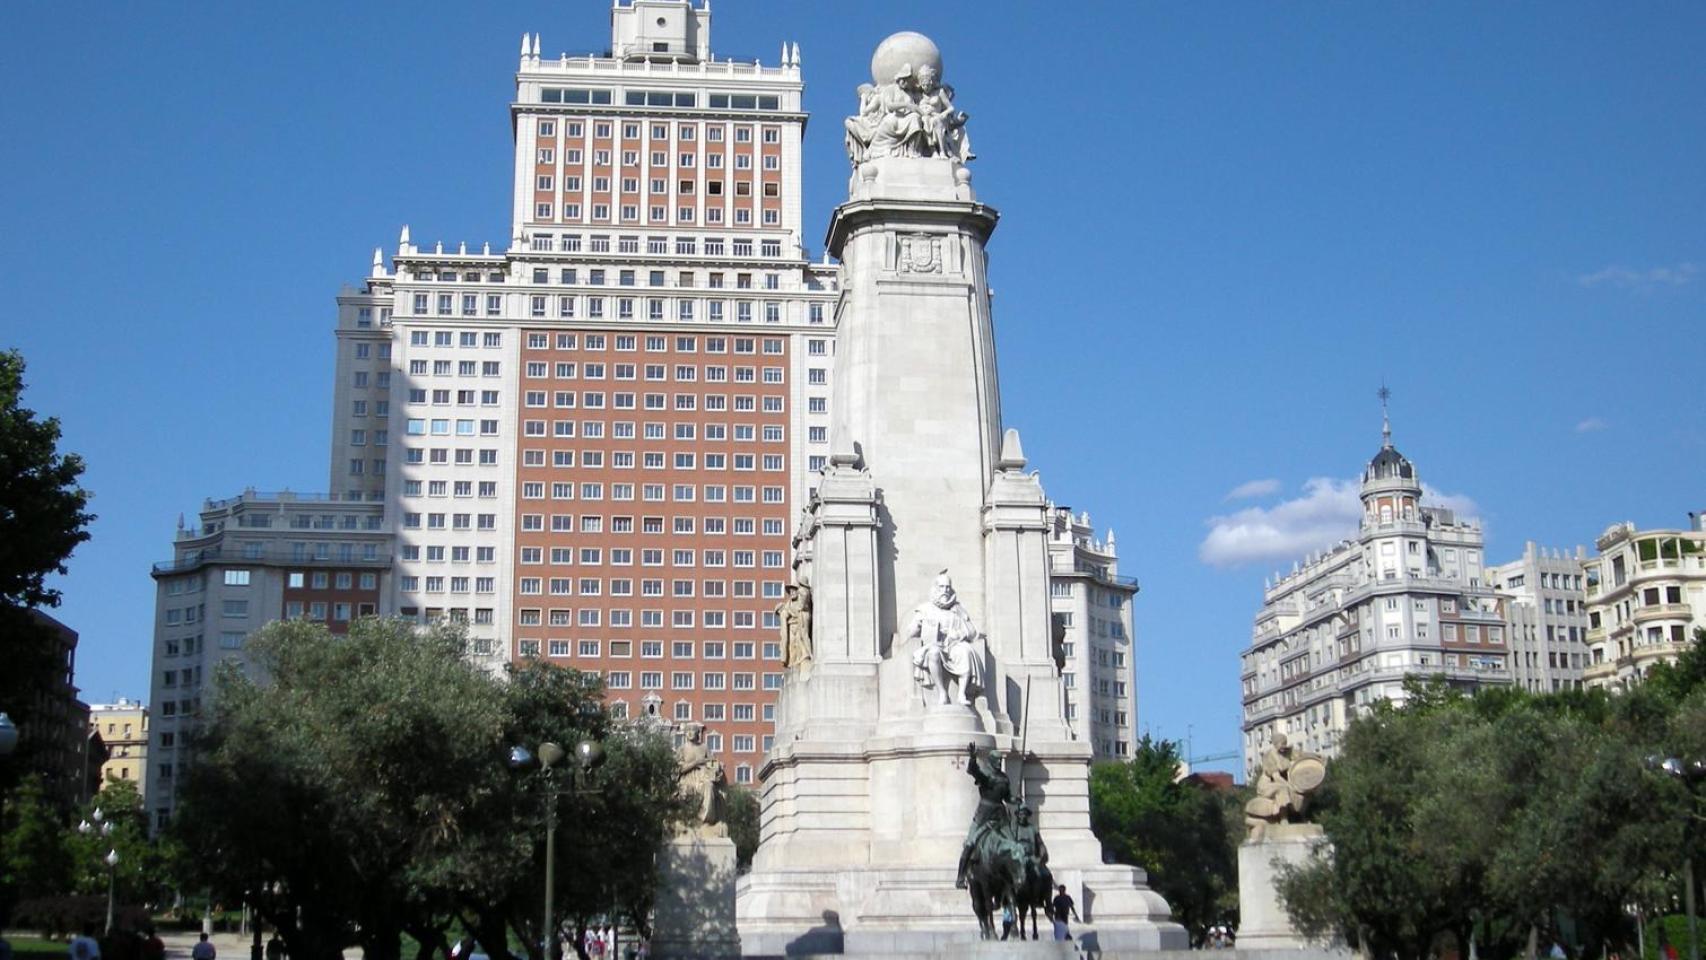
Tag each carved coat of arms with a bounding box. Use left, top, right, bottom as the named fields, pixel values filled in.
left=898, top=234, right=941, bottom=274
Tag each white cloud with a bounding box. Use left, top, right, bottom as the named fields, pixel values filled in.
left=1225, top=478, right=1281, bottom=501
left=1421, top=483, right=1479, bottom=519
left=1199, top=478, right=1361, bottom=568
left=1575, top=417, right=1609, bottom=433
left=1576, top=262, right=1697, bottom=292
left=1199, top=477, right=1482, bottom=568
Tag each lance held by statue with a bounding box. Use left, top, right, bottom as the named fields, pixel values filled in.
left=956, top=743, right=1053, bottom=939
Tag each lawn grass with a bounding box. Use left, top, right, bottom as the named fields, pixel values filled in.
left=7, top=936, right=68, bottom=959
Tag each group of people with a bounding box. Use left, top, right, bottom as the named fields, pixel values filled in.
left=997, top=885, right=1080, bottom=943
left=62, top=925, right=175, bottom=960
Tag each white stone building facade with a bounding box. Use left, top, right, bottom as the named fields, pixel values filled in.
left=1047, top=506, right=1139, bottom=759
left=1487, top=542, right=1589, bottom=693
left=1582, top=514, right=1706, bottom=689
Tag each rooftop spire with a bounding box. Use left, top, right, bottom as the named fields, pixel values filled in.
left=1378, top=383, right=1392, bottom=450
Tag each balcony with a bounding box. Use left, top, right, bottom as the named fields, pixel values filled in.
left=1632, top=604, right=1695, bottom=625
left=152, top=544, right=392, bottom=576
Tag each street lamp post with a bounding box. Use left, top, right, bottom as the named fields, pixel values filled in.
left=79, top=808, right=118, bottom=934
left=510, top=738, right=606, bottom=960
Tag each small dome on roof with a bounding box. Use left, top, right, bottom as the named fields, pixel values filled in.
left=1365, top=444, right=1415, bottom=482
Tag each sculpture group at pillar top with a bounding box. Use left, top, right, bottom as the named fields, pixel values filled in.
left=844, top=31, right=973, bottom=165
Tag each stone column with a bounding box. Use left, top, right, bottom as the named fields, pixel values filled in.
left=825, top=157, right=1001, bottom=646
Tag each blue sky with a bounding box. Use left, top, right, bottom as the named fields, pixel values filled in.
left=3, top=2, right=1702, bottom=766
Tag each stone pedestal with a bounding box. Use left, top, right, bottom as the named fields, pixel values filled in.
left=651, top=835, right=740, bottom=960
left=1237, top=825, right=1330, bottom=950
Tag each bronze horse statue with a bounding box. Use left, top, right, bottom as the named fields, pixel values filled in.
left=965, top=841, right=1024, bottom=940
left=1013, top=858, right=1055, bottom=940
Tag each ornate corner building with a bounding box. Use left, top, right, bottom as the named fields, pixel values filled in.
left=1239, top=421, right=1510, bottom=775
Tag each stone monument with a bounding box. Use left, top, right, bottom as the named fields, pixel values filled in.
left=652, top=724, right=741, bottom=960
left=1237, top=733, right=1333, bottom=950
left=734, top=31, right=1185, bottom=956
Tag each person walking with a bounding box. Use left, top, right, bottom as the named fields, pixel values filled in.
left=1000, top=902, right=1017, bottom=941
left=140, top=927, right=165, bottom=960
left=191, top=933, right=217, bottom=960
left=69, top=925, right=101, bottom=960
left=1050, top=884, right=1080, bottom=942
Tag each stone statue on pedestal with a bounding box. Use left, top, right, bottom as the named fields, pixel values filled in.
left=957, top=743, right=1047, bottom=940
left=904, top=572, right=986, bottom=706
left=676, top=722, right=728, bottom=839
left=776, top=582, right=813, bottom=669
left=843, top=32, right=973, bottom=165
left=1244, top=732, right=1326, bottom=841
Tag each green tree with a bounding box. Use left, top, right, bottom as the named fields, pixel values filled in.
left=172, top=618, right=512, bottom=960
left=723, top=785, right=760, bottom=874
left=0, top=774, right=73, bottom=911
left=1089, top=736, right=1238, bottom=945
left=64, top=779, right=169, bottom=908
left=172, top=618, right=689, bottom=960
left=0, top=348, right=96, bottom=793
left=1278, top=683, right=1690, bottom=960
left=0, top=348, right=93, bottom=609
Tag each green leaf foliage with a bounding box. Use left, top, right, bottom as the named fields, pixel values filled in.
left=168, top=618, right=688, bottom=960
left=1276, top=630, right=1706, bottom=960
left=0, top=349, right=96, bottom=795
left=1089, top=735, right=1238, bottom=945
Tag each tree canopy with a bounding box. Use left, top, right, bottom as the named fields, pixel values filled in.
left=170, top=617, right=688, bottom=960
left=0, top=348, right=96, bottom=792
left=1278, top=634, right=1706, bottom=960
left=1089, top=735, right=1240, bottom=945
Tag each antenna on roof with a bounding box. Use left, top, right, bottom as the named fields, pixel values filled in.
left=1378, top=383, right=1392, bottom=449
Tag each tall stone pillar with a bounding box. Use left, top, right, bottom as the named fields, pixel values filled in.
left=826, top=157, right=1001, bottom=646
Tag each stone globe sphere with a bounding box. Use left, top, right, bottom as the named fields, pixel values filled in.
left=870, top=31, right=942, bottom=86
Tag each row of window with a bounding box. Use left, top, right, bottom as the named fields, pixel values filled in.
left=516, top=421, right=786, bottom=442
left=284, top=571, right=379, bottom=591
left=525, top=267, right=788, bottom=288
left=527, top=332, right=785, bottom=353
left=509, top=636, right=778, bottom=660
left=403, top=479, right=500, bottom=497
left=510, top=515, right=783, bottom=537
left=514, top=482, right=786, bottom=506
left=512, top=392, right=787, bottom=412
left=536, top=152, right=782, bottom=178
left=520, top=296, right=797, bottom=322
left=535, top=114, right=784, bottom=139
left=398, top=576, right=496, bottom=594
left=517, top=571, right=783, bottom=593
left=406, top=355, right=503, bottom=376
left=506, top=601, right=776, bottom=629
left=522, top=361, right=788, bottom=382
left=284, top=601, right=377, bottom=621
left=517, top=547, right=787, bottom=571
left=536, top=203, right=778, bottom=226
left=399, top=545, right=497, bottom=563
left=517, top=452, right=785, bottom=474
left=521, top=235, right=787, bottom=258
